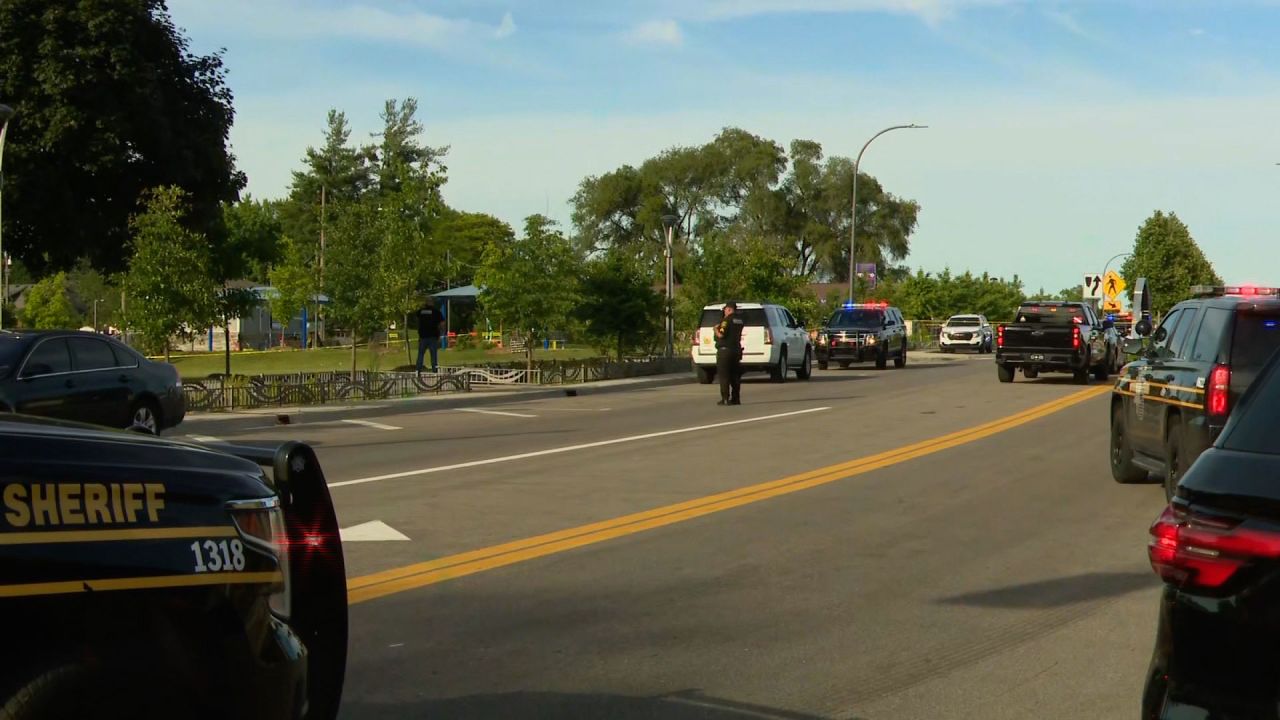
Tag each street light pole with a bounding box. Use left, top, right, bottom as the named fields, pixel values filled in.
left=93, top=299, right=102, bottom=333
left=0, top=103, right=15, bottom=331
left=848, top=123, right=927, bottom=304
left=661, top=214, right=679, bottom=360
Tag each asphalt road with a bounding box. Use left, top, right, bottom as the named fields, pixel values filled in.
left=186, top=352, right=1169, bottom=719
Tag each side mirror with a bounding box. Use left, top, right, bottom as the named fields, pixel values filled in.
left=1135, top=318, right=1153, bottom=337
left=1152, top=325, right=1168, bottom=343
left=1122, top=338, right=1146, bottom=355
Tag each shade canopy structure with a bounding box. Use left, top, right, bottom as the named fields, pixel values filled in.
left=432, top=284, right=481, bottom=300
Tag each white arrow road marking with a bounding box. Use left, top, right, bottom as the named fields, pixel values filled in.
left=341, top=419, right=403, bottom=431
left=339, top=520, right=411, bottom=542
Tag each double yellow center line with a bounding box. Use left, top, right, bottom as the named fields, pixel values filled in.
left=347, top=385, right=1112, bottom=605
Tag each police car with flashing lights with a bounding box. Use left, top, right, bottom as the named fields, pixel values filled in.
left=814, top=302, right=909, bottom=370
left=1111, top=284, right=1280, bottom=501
left=0, top=415, right=348, bottom=720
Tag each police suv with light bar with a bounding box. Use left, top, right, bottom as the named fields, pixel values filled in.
left=1110, top=284, right=1280, bottom=501
left=814, top=302, right=908, bottom=370
left=0, top=415, right=348, bottom=719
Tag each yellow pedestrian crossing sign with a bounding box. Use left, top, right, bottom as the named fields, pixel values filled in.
left=1103, top=270, right=1125, bottom=301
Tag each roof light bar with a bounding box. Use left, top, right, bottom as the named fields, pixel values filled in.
left=1192, top=285, right=1280, bottom=298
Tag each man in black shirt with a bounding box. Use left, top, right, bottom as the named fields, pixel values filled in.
left=415, top=297, right=445, bottom=373
left=714, top=301, right=745, bottom=405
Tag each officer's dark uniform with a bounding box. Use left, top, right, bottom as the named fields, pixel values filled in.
left=715, top=306, right=745, bottom=405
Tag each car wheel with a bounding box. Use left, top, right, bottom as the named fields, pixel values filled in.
left=997, top=363, right=1015, bottom=383
left=817, top=360, right=829, bottom=371
left=797, top=347, right=813, bottom=380
left=1163, top=417, right=1186, bottom=502
left=696, top=366, right=715, bottom=385
left=875, top=347, right=888, bottom=370
left=771, top=349, right=787, bottom=383
left=838, top=361, right=851, bottom=369
left=1111, top=403, right=1147, bottom=484
left=942, top=346, right=953, bottom=354
left=894, top=343, right=906, bottom=369
left=129, top=398, right=161, bottom=434
left=1073, top=367, right=1090, bottom=385
left=1092, top=361, right=1109, bottom=381
left=1024, top=368, right=1039, bottom=379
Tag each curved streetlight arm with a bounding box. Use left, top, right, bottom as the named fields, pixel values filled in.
left=849, top=124, right=927, bottom=303
left=0, top=104, right=13, bottom=331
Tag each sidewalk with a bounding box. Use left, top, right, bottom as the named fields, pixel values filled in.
left=182, top=372, right=696, bottom=424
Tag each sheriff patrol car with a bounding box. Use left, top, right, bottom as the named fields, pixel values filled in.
left=0, top=415, right=348, bottom=719
left=1110, top=285, right=1280, bottom=501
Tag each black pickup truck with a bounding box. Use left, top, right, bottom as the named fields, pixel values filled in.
left=995, top=301, right=1120, bottom=383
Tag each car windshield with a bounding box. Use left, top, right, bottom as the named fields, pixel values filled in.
left=1015, top=305, right=1084, bottom=324
left=946, top=316, right=981, bottom=327
left=827, top=310, right=883, bottom=328
left=0, top=336, right=24, bottom=377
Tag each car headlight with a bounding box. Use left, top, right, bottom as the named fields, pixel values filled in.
left=818, top=335, right=828, bottom=345
left=867, top=336, right=877, bottom=345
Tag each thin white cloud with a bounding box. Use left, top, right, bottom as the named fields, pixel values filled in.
left=496, top=12, right=517, bottom=39
left=682, top=0, right=1016, bottom=25
left=167, top=0, right=510, bottom=49
left=1189, top=27, right=1206, bottom=36
left=1043, top=9, right=1093, bottom=39
left=625, top=19, right=685, bottom=47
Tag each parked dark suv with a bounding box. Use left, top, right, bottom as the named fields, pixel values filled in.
left=1110, top=285, right=1280, bottom=500
left=1141, top=331, right=1280, bottom=718
left=815, top=303, right=908, bottom=370
left=0, top=330, right=185, bottom=433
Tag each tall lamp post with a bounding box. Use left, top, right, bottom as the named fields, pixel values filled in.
left=848, top=123, right=926, bottom=304
left=0, top=103, right=15, bottom=331
left=661, top=214, right=679, bottom=359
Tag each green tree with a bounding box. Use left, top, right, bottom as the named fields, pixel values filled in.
left=476, top=215, right=581, bottom=369
left=434, top=211, right=515, bottom=284
left=0, top=0, right=244, bottom=274
left=267, top=237, right=319, bottom=344
left=369, top=98, right=448, bottom=198
left=223, top=196, right=284, bottom=283
left=280, top=109, right=374, bottom=259
left=21, top=272, right=79, bottom=329
left=121, top=187, right=217, bottom=360
left=576, top=252, right=663, bottom=360
left=1121, top=211, right=1221, bottom=316
left=66, top=260, right=121, bottom=330
left=324, top=201, right=391, bottom=376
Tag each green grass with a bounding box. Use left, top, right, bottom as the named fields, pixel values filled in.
left=167, top=344, right=601, bottom=379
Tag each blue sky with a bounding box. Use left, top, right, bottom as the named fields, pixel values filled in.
left=167, top=0, right=1280, bottom=293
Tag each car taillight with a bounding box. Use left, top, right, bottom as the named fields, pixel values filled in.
left=1072, top=326, right=1081, bottom=349
left=1148, top=505, right=1280, bottom=589
left=996, top=325, right=1004, bottom=348
left=229, top=498, right=292, bottom=618
left=765, top=327, right=774, bottom=345
left=1207, top=363, right=1230, bottom=419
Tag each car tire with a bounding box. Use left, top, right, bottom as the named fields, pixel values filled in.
left=894, top=343, right=906, bottom=369
left=1024, top=368, right=1039, bottom=379
left=997, top=363, right=1015, bottom=383
left=797, top=347, right=813, bottom=380
left=817, top=360, right=829, bottom=371
left=1092, top=361, right=1109, bottom=381
left=771, top=349, right=787, bottom=383
left=942, top=346, right=953, bottom=354
left=1110, top=403, right=1147, bottom=484
left=1163, top=417, right=1186, bottom=502
left=875, top=347, right=888, bottom=370
left=128, top=398, right=162, bottom=434
left=1073, top=367, right=1090, bottom=385
left=838, top=361, right=851, bottom=369
left=696, top=366, right=715, bottom=385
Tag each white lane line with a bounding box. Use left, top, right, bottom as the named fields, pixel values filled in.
left=457, top=408, right=538, bottom=419
left=187, top=434, right=224, bottom=443
left=341, top=419, right=403, bottom=431
left=330, top=406, right=831, bottom=489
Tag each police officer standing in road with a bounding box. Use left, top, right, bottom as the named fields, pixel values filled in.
left=715, top=301, right=745, bottom=406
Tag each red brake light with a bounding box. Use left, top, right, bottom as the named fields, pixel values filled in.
left=764, top=327, right=774, bottom=345
left=1149, top=505, right=1280, bottom=589
left=1207, top=363, right=1230, bottom=419
left=996, top=325, right=1004, bottom=348
left=1072, top=326, right=1081, bottom=349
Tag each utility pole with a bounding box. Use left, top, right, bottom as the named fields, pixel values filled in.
left=661, top=214, right=679, bottom=359
left=317, top=185, right=325, bottom=349
left=0, top=103, right=15, bottom=330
